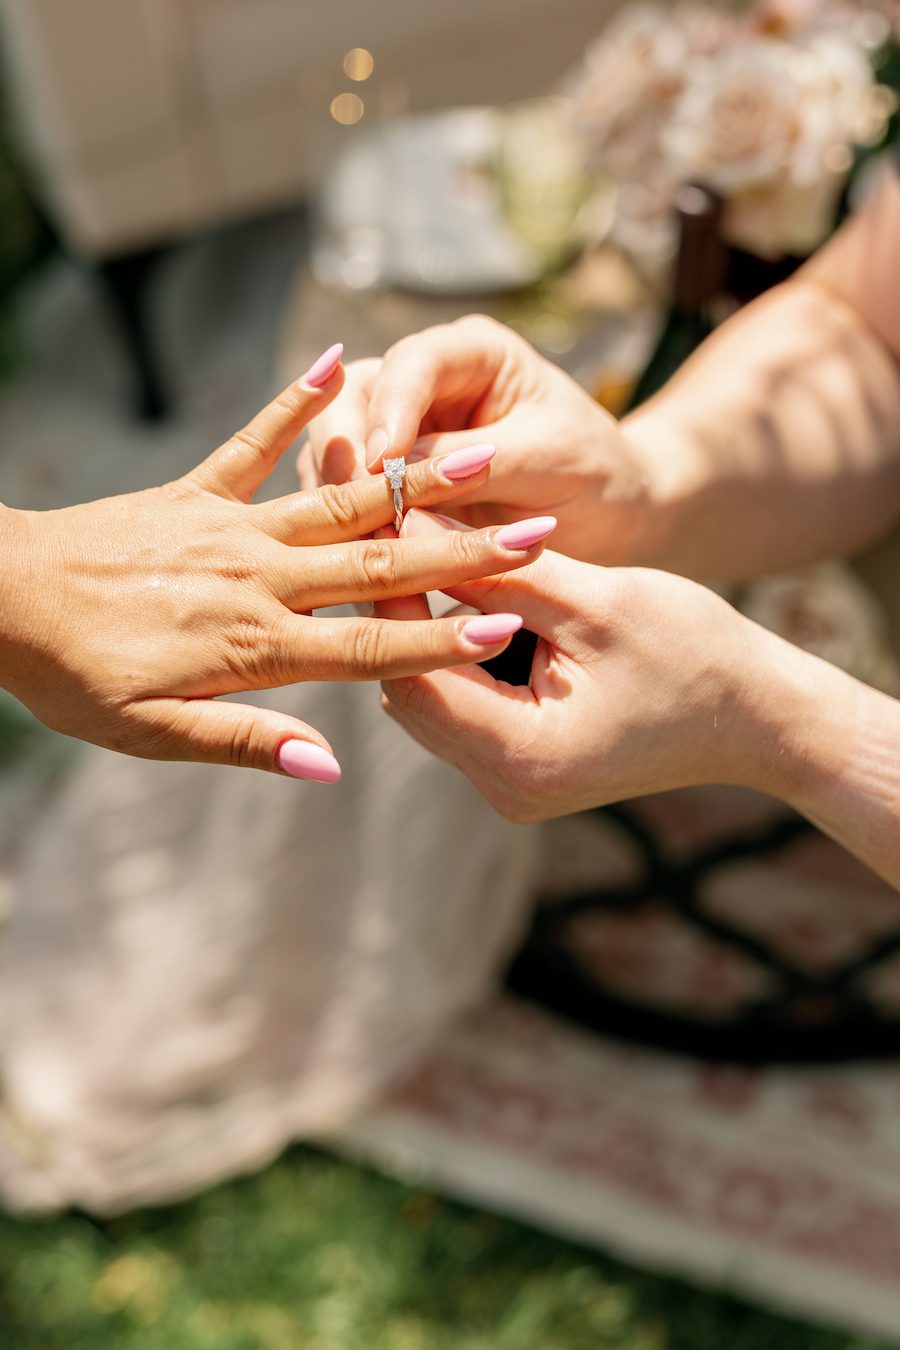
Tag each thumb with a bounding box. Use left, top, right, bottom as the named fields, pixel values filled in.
left=132, top=699, right=343, bottom=781
left=401, top=508, right=581, bottom=642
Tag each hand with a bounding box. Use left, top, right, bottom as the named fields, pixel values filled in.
left=301, top=315, right=655, bottom=565
left=0, top=353, right=553, bottom=779
left=380, top=511, right=806, bottom=821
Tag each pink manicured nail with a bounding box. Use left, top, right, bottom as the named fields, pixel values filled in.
left=463, top=613, right=524, bottom=646
left=495, top=516, right=558, bottom=551
left=301, top=343, right=344, bottom=389
left=277, top=740, right=342, bottom=783
left=439, top=443, right=496, bottom=480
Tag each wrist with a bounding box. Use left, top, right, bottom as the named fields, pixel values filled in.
left=778, top=652, right=900, bottom=882
left=727, top=622, right=834, bottom=800
left=617, top=406, right=708, bottom=572
left=731, top=620, right=900, bottom=883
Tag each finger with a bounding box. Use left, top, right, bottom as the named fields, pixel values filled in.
left=130, top=699, right=343, bottom=780
left=365, top=316, right=514, bottom=469
left=382, top=663, right=535, bottom=772
left=400, top=508, right=585, bottom=643
left=304, top=357, right=380, bottom=485
left=296, top=442, right=322, bottom=493
left=409, top=426, right=536, bottom=527
left=374, top=592, right=432, bottom=622
left=291, top=610, right=526, bottom=681
left=256, top=441, right=497, bottom=545
left=194, top=344, right=345, bottom=501
left=268, top=517, right=557, bottom=610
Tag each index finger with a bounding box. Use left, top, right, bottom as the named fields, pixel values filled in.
left=255, top=442, right=497, bottom=545
left=193, top=345, right=345, bottom=502
left=364, top=316, right=513, bottom=470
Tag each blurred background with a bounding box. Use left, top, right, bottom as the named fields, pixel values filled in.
left=2, top=2, right=900, bottom=1347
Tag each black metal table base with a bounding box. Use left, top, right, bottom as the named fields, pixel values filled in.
left=504, top=802, right=900, bottom=1066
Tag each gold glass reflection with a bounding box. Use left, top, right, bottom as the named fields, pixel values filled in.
left=342, top=48, right=374, bottom=82
left=330, top=92, right=365, bottom=125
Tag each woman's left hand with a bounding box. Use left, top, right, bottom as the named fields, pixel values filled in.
left=380, top=511, right=807, bottom=821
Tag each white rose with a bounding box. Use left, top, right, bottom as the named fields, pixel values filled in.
left=663, top=42, right=811, bottom=194
left=691, top=32, right=872, bottom=255
left=572, top=3, right=700, bottom=175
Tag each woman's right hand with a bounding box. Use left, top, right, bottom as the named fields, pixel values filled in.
left=302, top=315, right=658, bottom=566
left=0, top=351, right=553, bottom=781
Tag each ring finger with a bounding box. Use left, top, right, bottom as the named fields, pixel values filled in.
left=268, top=516, right=558, bottom=611
left=256, top=441, right=500, bottom=546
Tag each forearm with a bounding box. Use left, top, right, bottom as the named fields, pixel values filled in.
left=745, top=627, right=900, bottom=890
left=623, top=275, right=900, bottom=581
left=620, top=167, right=900, bottom=581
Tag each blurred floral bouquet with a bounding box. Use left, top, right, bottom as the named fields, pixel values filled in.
left=569, top=0, right=899, bottom=262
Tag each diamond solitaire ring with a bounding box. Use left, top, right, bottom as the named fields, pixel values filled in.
left=383, top=457, right=407, bottom=531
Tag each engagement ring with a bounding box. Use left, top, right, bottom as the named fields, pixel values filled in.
left=383, top=457, right=407, bottom=531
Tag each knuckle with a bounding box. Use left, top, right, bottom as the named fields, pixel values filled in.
left=164, top=475, right=202, bottom=504
left=111, top=704, right=175, bottom=760
left=344, top=621, right=391, bottom=678
left=385, top=331, right=426, bottom=362
left=231, top=425, right=270, bottom=460
left=453, top=528, right=490, bottom=569
left=224, top=717, right=267, bottom=769
left=385, top=324, right=451, bottom=370
left=220, top=559, right=257, bottom=585
left=466, top=573, right=514, bottom=611
left=317, top=481, right=363, bottom=533
left=355, top=540, right=399, bottom=594
left=453, top=312, right=498, bottom=337
left=223, top=612, right=275, bottom=682
left=385, top=674, right=430, bottom=718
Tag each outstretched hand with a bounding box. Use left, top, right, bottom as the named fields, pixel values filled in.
left=0, top=349, right=551, bottom=779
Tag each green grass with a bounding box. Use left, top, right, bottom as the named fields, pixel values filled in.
left=0, top=1146, right=890, bottom=1350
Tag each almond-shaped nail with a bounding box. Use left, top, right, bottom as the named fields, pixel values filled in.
left=439, top=443, right=496, bottom=480
left=463, top=613, right=524, bottom=646
left=277, top=740, right=342, bottom=783
left=301, top=343, right=344, bottom=389
left=366, top=427, right=390, bottom=468
left=495, top=516, right=557, bottom=551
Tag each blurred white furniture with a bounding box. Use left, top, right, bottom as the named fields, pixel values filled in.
left=0, top=0, right=618, bottom=416
left=0, top=0, right=617, bottom=260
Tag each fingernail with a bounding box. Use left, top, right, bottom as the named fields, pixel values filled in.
left=301, top=343, right=344, bottom=389
left=366, top=427, right=390, bottom=468
left=463, top=613, right=524, bottom=646
left=495, top=516, right=557, bottom=551
left=439, top=443, right=496, bottom=480
left=277, top=740, right=342, bottom=783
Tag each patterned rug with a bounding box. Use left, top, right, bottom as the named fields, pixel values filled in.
left=335, top=566, right=900, bottom=1345
left=339, top=986, right=900, bottom=1342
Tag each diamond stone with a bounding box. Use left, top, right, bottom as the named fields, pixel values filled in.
left=384, top=457, right=406, bottom=488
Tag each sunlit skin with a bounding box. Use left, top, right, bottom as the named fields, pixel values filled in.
left=309, top=170, right=900, bottom=887
left=0, top=353, right=550, bottom=777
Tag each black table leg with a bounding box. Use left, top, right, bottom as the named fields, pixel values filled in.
left=96, top=246, right=169, bottom=422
